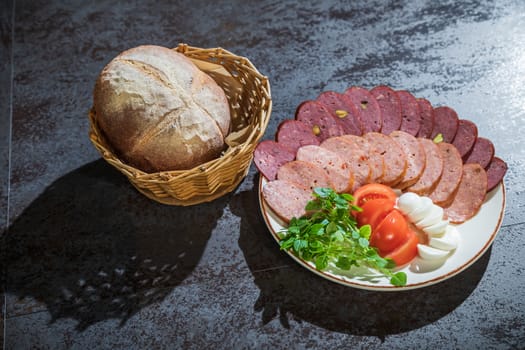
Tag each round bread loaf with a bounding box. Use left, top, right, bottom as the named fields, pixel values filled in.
left=93, top=45, right=231, bottom=172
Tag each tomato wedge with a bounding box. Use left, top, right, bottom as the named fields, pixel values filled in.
left=384, top=229, right=419, bottom=266
left=369, top=208, right=409, bottom=254
left=356, top=198, right=395, bottom=231
left=353, top=183, right=397, bottom=208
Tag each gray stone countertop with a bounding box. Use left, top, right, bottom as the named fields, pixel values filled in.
left=1, top=1, right=524, bottom=349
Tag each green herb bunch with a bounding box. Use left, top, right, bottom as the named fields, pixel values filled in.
left=278, top=187, right=407, bottom=287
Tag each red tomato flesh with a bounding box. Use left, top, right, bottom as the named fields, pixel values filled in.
left=356, top=198, right=395, bottom=231
left=369, top=208, right=409, bottom=254
left=384, top=229, right=419, bottom=267
left=353, top=183, right=397, bottom=207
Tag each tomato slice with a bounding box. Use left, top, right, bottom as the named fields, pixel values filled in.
left=353, top=183, right=397, bottom=208
left=356, top=198, right=395, bottom=231
left=369, top=208, right=409, bottom=254
left=384, top=228, right=419, bottom=266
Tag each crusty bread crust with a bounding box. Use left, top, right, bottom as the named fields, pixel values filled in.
left=93, top=45, right=231, bottom=172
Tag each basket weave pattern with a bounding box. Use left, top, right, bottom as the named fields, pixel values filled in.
left=89, top=44, right=271, bottom=205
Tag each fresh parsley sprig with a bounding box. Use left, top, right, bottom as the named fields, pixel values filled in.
left=278, top=187, right=407, bottom=287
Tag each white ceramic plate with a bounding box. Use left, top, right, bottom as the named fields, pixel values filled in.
left=258, top=176, right=506, bottom=291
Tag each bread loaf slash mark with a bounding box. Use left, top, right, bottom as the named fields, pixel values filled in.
left=119, top=58, right=227, bottom=139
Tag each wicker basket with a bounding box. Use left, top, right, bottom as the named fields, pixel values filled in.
left=88, top=43, right=272, bottom=206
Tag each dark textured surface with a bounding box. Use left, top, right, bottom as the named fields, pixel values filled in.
left=1, top=0, right=525, bottom=348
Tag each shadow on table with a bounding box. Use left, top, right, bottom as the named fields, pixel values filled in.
left=234, top=175, right=489, bottom=338
left=1, top=159, right=227, bottom=330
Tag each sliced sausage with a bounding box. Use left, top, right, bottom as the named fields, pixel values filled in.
left=464, top=137, right=495, bottom=169
left=406, top=138, right=444, bottom=196
left=316, top=91, right=363, bottom=136
left=344, top=86, right=382, bottom=133
left=389, top=130, right=427, bottom=189
left=428, top=142, right=463, bottom=207
left=277, top=160, right=335, bottom=191
left=431, top=106, right=459, bottom=143
left=370, top=85, right=402, bottom=135
left=340, top=134, right=385, bottom=183
left=296, top=145, right=354, bottom=193
left=295, top=100, right=346, bottom=141
left=320, top=136, right=372, bottom=192
left=276, top=119, right=320, bottom=154
left=485, top=156, right=507, bottom=192
left=397, top=90, right=422, bottom=136
left=452, top=119, right=478, bottom=160
left=262, top=179, right=314, bottom=223
left=416, top=98, right=434, bottom=138
left=444, top=163, right=487, bottom=224
left=254, top=140, right=296, bottom=181
left=363, top=132, right=407, bottom=187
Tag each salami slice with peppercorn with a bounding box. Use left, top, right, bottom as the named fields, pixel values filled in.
left=452, top=119, right=478, bottom=160
left=316, top=91, right=363, bottom=136
left=295, top=100, right=346, bottom=141
left=464, top=137, right=495, bottom=169
left=370, top=85, right=402, bottom=135
left=416, top=98, right=435, bottom=138
left=431, top=106, right=459, bottom=143
left=485, top=156, right=508, bottom=192
left=344, top=86, right=382, bottom=133
left=397, top=90, right=422, bottom=136
left=276, top=119, right=320, bottom=154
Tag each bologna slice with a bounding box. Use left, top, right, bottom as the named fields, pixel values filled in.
left=406, top=138, right=444, bottom=196
left=277, top=160, right=335, bottom=191
left=295, top=100, right=346, bottom=141
left=389, top=130, right=427, bottom=189
left=296, top=145, right=353, bottom=193
left=340, top=134, right=384, bottom=183
left=452, top=119, right=478, bottom=160
left=485, top=156, right=507, bottom=192
left=276, top=119, right=320, bottom=154
left=444, top=163, right=488, bottom=224
left=320, top=136, right=372, bottom=192
left=363, top=132, right=407, bottom=187
left=397, top=90, right=422, bottom=136
left=464, top=137, right=495, bottom=169
left=344, top=86, right=382, bottom=133
left=370, top=85, right=402, bottom=135
left=262, top=179, right=314, bottom=223
left=316, top=91, right=363, bottom=136
left=416, top=98, right=435, bottom=138
left=431, top=106, right=459, bottom=143
left=254, top=140, right=295, bottom=181
left=428, top=142, right=463, bottom=207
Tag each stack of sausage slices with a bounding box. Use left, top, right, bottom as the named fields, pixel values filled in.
left=255, top=85, right=507, bottom=225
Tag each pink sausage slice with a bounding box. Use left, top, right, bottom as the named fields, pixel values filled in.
left=370, top=85, right=402, bottom=135
left=485, top=156, right=507, bottom=192
left=344, top=86, right=382, bottom=133
left=296, top=145, right=353, bottom=193
left=277, top=160, right=335, bottom=191
left=416, top=98, right=435, bottom=138
left=406, top=138, right=444, bottom=196
left=431, top=106, right=459, bottom=143
left=320, top=136, right=372, bottom=192
left=464, top=137, right=495, bottom=169
left=428, top=142, right=463, bottom=207
left=444, top=163, right=487, bottom=224
left=389, top=130, right=427, bottom=189
left=276, top=119, right=320, bottom=154
left=262, top=179, right=314, bottom=223
left=363, top=132, right=407, bottom=187
left=254, top=140, right=295, bottom=181
left=397, top=90, right=422, bottom=136
left=340, top=134, right=385, bottom=183
left=295, top=100, right=346, bottom=141
left=316, top=91, right=363, bottom=136
left=452, top=119, right=478, bottom=160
